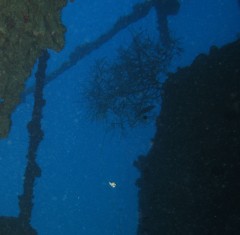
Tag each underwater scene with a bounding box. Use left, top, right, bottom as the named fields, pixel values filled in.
left=0, top=0, right=240, bottom=234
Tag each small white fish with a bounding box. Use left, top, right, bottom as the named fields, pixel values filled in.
left=109, top=181, right=117, bottom=188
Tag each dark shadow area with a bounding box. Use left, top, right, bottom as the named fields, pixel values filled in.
left=135, top=39, right=240, bottom=234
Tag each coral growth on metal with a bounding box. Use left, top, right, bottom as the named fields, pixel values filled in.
left=0, top=0, right=67, bottom=138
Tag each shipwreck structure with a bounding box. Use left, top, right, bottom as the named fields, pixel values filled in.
left=135, top=39, right=240, bottom=234
left=0, top=0, right=67, bottom=138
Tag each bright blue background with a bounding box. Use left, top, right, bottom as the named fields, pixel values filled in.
left=0, top=0, right=239, bottom=234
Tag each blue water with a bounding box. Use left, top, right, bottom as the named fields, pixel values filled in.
left=0, top=0, right=239, bottom=234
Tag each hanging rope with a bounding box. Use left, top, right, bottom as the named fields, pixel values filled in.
left=18, top=50, right=50, bottom=233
